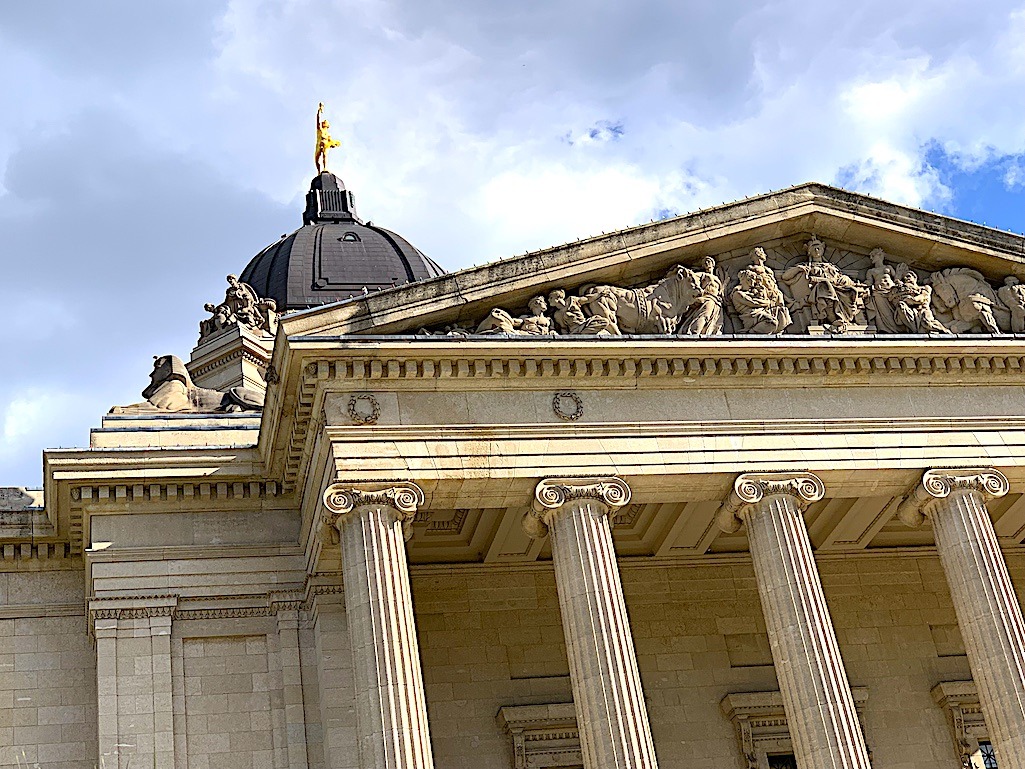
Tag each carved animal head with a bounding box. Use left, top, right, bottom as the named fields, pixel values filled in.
left=142, top=355, right=193, bottom=398
left=929, top=272, right=955, bottom=309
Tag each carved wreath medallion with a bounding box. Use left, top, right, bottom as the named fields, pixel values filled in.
left=552, top=391, right=584, bottom=421
left=347, top=393, right=381, bottom=425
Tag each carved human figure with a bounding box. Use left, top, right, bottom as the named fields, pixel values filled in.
left=746, top=247, right=774, bottom=287
left=998, top=276, right=1025, bottom=333
left=547, top=289, right=611, bottom=335
left=893, top=272, right=951, bottom=334
left=518, top=295, right=555, bottom=335
left=731, top=270, right=792, bottom=334
left=678, top=256, right=724, bottom=335
left=862, top=247, right=907, bottom=333
left=200, top=275, right=278, bottom=339
left=476, top=296, right=555, bottom=335
left=781, top=236, right=867, bottom=332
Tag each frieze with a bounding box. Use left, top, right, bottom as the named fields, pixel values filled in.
left=279, top=347, right=1025, bottom=492
left=416, top=236, right=1025, bottom=339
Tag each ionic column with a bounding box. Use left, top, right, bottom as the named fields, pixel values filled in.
left=717, top=473, right=871, bottom=769
left=322, top=482, right=435, bottom=769
left=897, top=468, right=1025, bottom=766
left=524, top=477, right=659, bottom=769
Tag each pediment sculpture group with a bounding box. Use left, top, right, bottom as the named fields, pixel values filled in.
left=423, top=236, right=1025, bottom=337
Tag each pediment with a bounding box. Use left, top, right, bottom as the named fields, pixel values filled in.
left=279, top=182, right=1025, bottom=340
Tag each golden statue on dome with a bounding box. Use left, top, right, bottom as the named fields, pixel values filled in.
left=315, top=102, right=341, bottom=173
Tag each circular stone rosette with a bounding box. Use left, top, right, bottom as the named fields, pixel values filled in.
left=347, top=393, right=381, bottom=425
left=552, top=391, right=584, bottom=421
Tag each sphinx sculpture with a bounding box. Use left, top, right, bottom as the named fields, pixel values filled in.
left=417, top=237, right=1025, bottom=339
left=111, top=355, right=264, bottom=414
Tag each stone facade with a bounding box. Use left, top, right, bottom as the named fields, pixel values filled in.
left=5, top=183, right=1025, bottom=768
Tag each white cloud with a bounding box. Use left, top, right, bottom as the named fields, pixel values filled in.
left=3, top=0, right=1025, bottom=482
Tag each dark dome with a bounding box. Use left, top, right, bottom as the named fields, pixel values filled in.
left=240, top=172, right=444, bottom=311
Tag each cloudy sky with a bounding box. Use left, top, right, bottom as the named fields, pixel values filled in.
left=1, top=1, right=1025, bottom=486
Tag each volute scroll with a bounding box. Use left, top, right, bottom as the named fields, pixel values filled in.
left=522, top=476, right=632, bottom=539
left=716, top=472, right=826, bottom=533
left=897, top=468, right=1009, bottom=528
left=322, top=481, right=425, bottom=527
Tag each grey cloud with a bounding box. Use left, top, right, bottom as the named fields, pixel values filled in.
left=0, top=1, right=223, bottom=78
left=0, top=107, right=294, bottom=484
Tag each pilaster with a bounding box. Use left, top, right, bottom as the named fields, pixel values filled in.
left=89, top=595, right=178, bottom=769
left=525, top=477, right=659, bottom=769
left=898, top=468, right=1025, bottom=767
left=322, top=481, right=435, bottom=769
left=717, top=472, right=871, bottom=769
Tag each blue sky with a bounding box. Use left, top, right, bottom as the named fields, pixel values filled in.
left=1, top=1, right=1024, bottom=485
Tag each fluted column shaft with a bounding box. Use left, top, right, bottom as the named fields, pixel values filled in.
left=718, top=473, right=871, bottom=769
left=324, top=483, right=435, bottom=769
left=898, top=469, right=1025, bottom=767
left=527, top=477, right=658, bottom=769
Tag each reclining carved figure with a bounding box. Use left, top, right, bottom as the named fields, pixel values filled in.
left=110, top=355, right=265, bottom=414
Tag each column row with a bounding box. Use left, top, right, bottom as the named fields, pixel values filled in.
left=321, top=468, right=1025, bottom=769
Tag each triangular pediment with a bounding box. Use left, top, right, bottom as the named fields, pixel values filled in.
left=279, top=182, right=1025, bottom=340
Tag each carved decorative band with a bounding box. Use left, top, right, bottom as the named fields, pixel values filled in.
left=717, top=472, right=825, bottom=533
left=524, top=477, right=631, bottom=538
left=322, top=481, right=425, bottom=527
left=897, top=468, right=1009, bottom=528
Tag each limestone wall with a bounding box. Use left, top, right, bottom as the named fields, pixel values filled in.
left=0, top=569, right=96, bottom=769
left=405, top=552, right=1003, bottom=769
left=2, top=550, right=1022, bottom=767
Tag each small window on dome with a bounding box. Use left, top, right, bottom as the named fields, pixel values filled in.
left=340, top=232, right=361, bottom=242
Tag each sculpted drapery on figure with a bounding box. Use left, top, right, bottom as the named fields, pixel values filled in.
left=677, top=256, right=725, bottom=336
left=781, top=236, right=868, bottom=333
left=862, top=248, right=908, bottom=333
left=893, top=272, right=951, bottom=334
left=730, top=248, right=791, bottom=334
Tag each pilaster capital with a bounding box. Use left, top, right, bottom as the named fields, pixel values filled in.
left=896, top=468, right=1009, bottom=528
left=321, top=481, right=425, bottom=529
left=716, top=472, right=825, bottom=534
left=523, top=476, right=631, bottom=539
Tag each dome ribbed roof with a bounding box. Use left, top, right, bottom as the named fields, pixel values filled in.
left=240, top=172, right=444, bottom=311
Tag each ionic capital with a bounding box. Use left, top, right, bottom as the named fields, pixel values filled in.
left=321, top=481, right=425, bottom=529
left=716, top=472, right=825, bottom=533
left=896, top=468, right=1009, bottom=528
left=523, top=476, right=631, bottom=539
